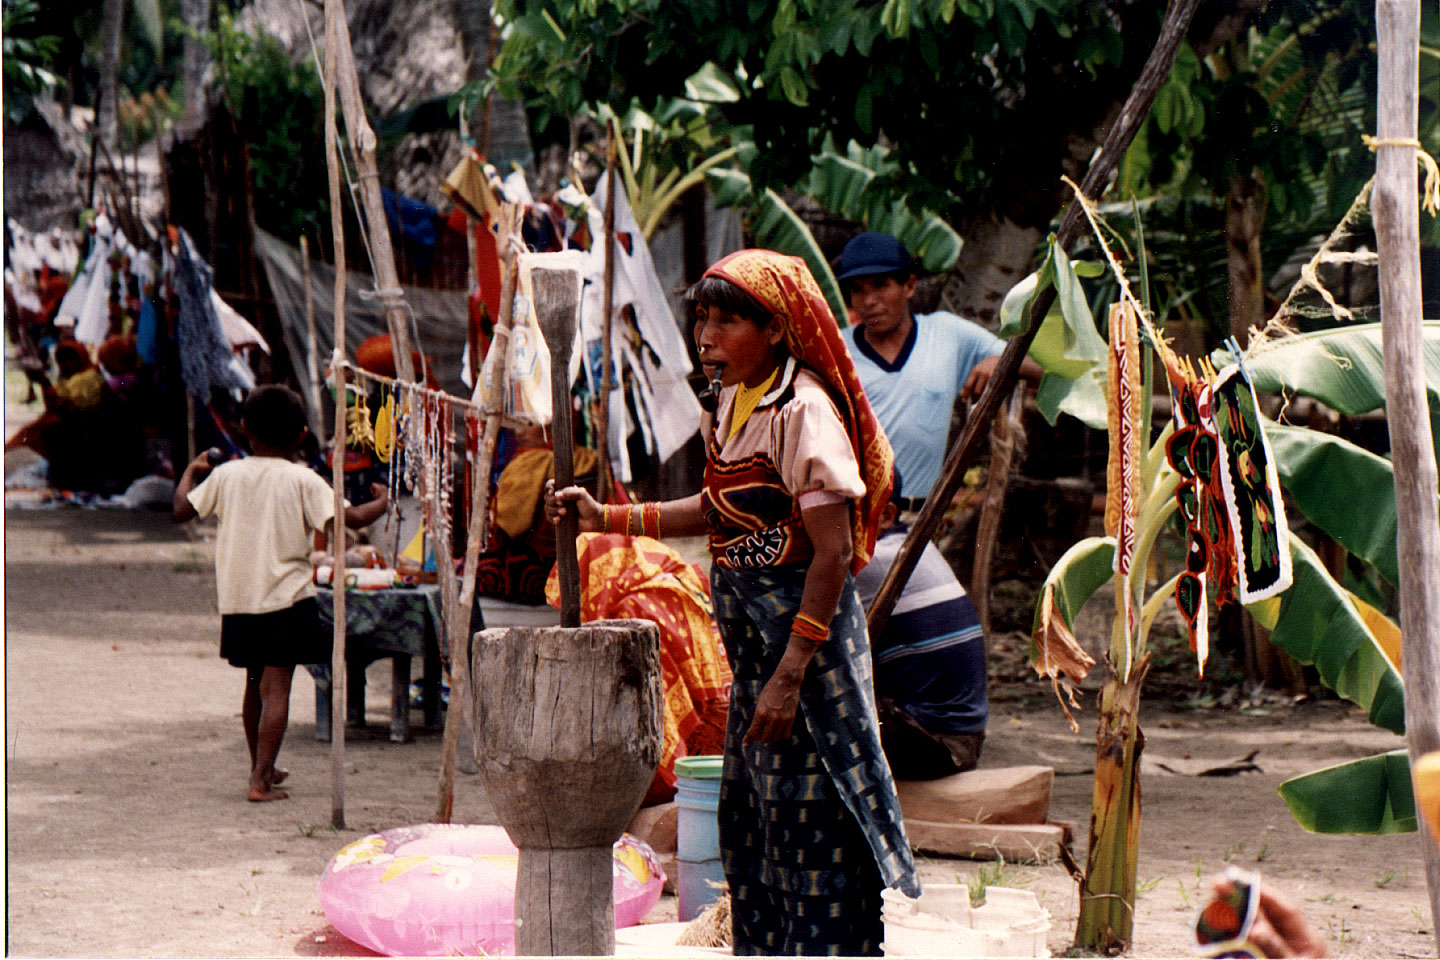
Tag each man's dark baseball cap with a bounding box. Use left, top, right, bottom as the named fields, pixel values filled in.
left=837, top=232, right=915, bottom=282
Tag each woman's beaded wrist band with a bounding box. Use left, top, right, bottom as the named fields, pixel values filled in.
left=641, top=501, right=662, bottom=539
left=790, top=612, right=829, bottom=646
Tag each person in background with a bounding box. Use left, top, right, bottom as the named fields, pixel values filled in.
left=854, top=468, right=988, bottom=779
left=173, top=386, right=388, bottom=802
left=838, top=232, right=1042, bottom=509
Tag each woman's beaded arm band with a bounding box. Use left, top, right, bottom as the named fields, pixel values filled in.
left=790, top=611, right=829, bottom=646
left=601, top=503, right=662, bottom=539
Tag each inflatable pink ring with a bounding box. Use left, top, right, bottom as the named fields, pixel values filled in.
left=318, top=823, right=664, bottom=957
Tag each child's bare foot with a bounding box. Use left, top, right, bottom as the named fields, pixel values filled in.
left=268, top=768, right=289, bottom=787
left=247, top=785, right=289, bottom=802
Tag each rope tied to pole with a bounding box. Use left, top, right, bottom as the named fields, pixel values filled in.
left=1364, top=134, right=1440, bottom=215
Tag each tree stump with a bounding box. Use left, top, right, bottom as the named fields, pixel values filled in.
left=470, top=619, right=663, bottom=956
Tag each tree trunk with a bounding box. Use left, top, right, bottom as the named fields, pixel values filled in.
left=1076, top=655, right=1151, bottom=954
left=1225, top=171, right=1303, bottom=690
left=1373, top=0, right=1440, bottom=947
left=180, top=0, right=212, bottom=134
left=1225, top=172, right=1265, bottom=343
left=97, top=0, right=125, bottom=148
left=947, top=217, right=1045, bottom=327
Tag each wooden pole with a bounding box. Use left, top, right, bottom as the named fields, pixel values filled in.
left=1374, top=0, right=1440, bottom=944
left=436, top=206, right=519, bottom=823
left=300, top=235, right=327, bottom=444
left=866, top=0, right=1202, bottom=637
left=595, top=123, right=618, bottom=504
left=323, top=0, right=349, bottom=831
left=321, top=0, right=416, bottom=384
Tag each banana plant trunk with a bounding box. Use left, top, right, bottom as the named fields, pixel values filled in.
left=1076, top=654, right=1152, bottom=954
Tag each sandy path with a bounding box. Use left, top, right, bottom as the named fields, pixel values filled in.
left=4, top=500, right=1435, bottom=957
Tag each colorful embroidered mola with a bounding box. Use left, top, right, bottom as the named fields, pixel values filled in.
left=1212, top=364, right=1292, bottom=604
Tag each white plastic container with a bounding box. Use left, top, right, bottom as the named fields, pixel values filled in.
left=881, top=885, right=1051, bottom=958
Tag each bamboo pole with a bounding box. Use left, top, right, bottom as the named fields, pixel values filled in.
left=595, top=122, right=618, bottom=504
left=323, top=0, right=349, bottom=832
left=300, top=235, right=327, bottom=444
left=436, top=205, right=520, bottom=822
left=866, top=0, right=1202, bottom=638
left=1373, top=0, right=1440, bottom=944
left=320, top=0, right=416, bottom=384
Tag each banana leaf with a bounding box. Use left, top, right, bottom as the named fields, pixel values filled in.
left=1265, top=419, right=1406, bottom=587
left=1216, top=322, right=1440, bottom=416
left=1279, top=750, right=1415, bottom=835
left=1247, top=539, right=1406, bottom=734
left=804, top=141, right=963, bottom=273
left=707, top=169, right=849, bottom=324
left=1030, top=536, right=1113, bottom=683
left=1003, top=244, right=1110, bottom=429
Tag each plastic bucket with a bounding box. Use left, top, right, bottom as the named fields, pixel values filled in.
left=674, top=755, right=724, bottom=921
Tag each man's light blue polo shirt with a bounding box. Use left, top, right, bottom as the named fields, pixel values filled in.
left=843, top=311, right=1004, bottom=499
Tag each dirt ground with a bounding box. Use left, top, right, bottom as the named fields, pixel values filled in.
left=4, top=405, right=1436, bottom=958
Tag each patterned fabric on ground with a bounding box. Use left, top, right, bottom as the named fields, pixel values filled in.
left=711, top=564, right=918, bottom=955
left=546, top=534, right=732, bottom=804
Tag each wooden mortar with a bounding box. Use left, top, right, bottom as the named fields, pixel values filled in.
left=470, top=619, right=663, bottom=955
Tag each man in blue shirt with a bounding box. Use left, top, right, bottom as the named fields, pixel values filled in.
left=839, top=232, right=1042, bottom=507
left=854, top=473, right=989, bottom=778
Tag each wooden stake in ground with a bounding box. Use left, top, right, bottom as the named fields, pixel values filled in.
left=1373, top=0, right=1440, bottom=946
left=595, top=123, right=619, bottom=504
left=299, top=235, right=327, bottom=444
left=322, top=0, right=349, bottom=832
left=320, top=0, right=416, bottom=384
left=435, top=205, right=519, bottom=824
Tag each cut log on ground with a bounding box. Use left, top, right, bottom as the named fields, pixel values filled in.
left=894, top=765, right=1053, bottom=826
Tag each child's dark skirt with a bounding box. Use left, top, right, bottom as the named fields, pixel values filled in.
left=220, top=596, right=331, bottom=668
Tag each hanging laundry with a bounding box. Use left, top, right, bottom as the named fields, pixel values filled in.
left=570, top=178, right=703, bottom=482
left=172, top=227, right=256, bottom=397
left=381, top=188, right=441, bottom=271
left=135, top=296, right=160, bottom=366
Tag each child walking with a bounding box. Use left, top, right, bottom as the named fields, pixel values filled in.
left=173, top=385, right=387, bottom=802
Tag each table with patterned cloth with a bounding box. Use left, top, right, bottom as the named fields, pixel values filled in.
left=307, top=585, right=445, bottom=743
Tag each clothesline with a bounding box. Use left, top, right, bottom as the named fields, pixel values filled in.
left=332, top=358, right=486, bottom=418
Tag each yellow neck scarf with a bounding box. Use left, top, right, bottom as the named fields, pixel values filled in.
left=728, top=367, right=778, bottom=442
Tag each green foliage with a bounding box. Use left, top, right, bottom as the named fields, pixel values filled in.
left=1116, top=1, right=1440, bottom=328
left=201, top=9, right=328, bottom=240
left=3, top=0, right=64, bottom=123
left=1279, top=750, right=1416, bottom=835
left=490, top=0, right=1167, bottom=225
left=1247, top=540, right=1405, bottom=735
left=708, top=167, right=849, bottom=323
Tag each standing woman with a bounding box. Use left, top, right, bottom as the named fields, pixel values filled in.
left=547, top=249, right=918, bottom=955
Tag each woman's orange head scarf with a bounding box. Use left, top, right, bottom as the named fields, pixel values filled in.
left=703, top=249, right=893, bottom=574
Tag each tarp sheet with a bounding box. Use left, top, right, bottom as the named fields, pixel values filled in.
left=255, top=228, right=470, bottom=430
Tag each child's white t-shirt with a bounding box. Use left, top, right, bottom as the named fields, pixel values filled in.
left=188, top=456, right=337, bottom=615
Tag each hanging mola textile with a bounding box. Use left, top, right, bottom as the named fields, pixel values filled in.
left=571, top=178, right=703, bottom=483
left=1211, top=364, right=1291, bottom=604
left=172, top=227, right=256, bottom=397
left=1161, top=353, right=1292, bottom=672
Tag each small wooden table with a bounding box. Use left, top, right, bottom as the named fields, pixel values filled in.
left=307, top=584, right=447, bottom=743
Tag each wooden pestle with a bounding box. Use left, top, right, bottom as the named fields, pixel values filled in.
left=532, top=266, right=582, bottom=627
